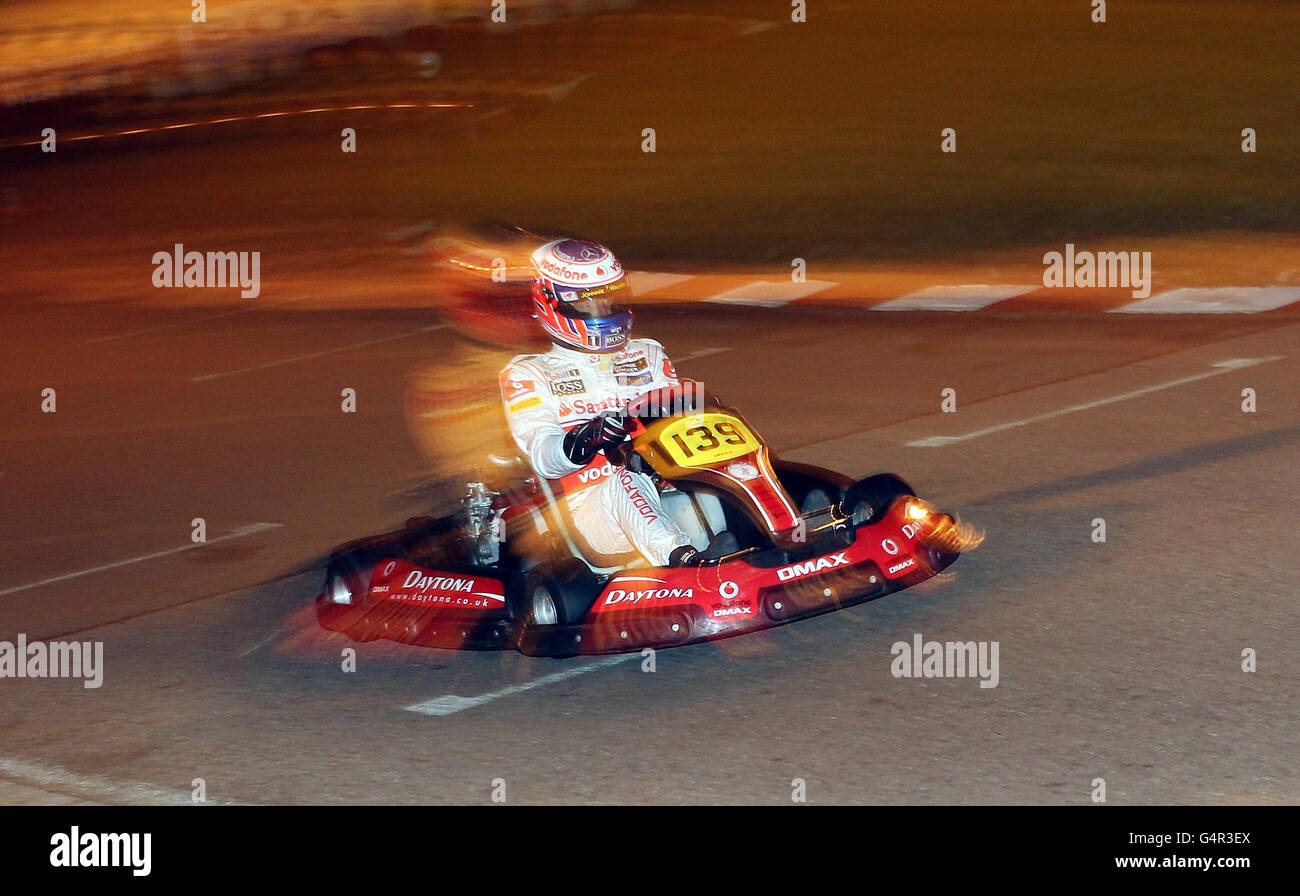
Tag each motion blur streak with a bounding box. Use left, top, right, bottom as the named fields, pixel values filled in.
left=1, top=103, right=473, bottom=148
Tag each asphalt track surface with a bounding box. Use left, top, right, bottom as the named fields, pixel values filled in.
left=1, top=295, right=1297, bottom=805
left=1, top=1, right=1297, bottom=805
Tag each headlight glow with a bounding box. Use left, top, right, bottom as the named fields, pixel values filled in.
left=329, top=574, right=353, bottom=605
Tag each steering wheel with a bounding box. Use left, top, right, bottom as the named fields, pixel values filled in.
left=609, top=381, right=722, bottom=474
left=625, top=379, right=717, bottom=426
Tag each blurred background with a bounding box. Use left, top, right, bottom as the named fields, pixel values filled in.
left=4, top=0, right=1298, bottom=291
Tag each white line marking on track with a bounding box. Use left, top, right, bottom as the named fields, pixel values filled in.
left=1, top=105, right=471, bottom=149
left=1112, top=286, right=1300, bottom=314
left=538, top=73, right=594, bottom=101
left=905, top=357, right=1284, bottom=447
left=236, top=631, right=279, bottom=659
left=472, top=104, right=517, bottom=122
left=384, top=221, right=436, bottom=242
left=706, top=279, right=836, bottom=308
left=0, top=523, right=282, bottom=597
left=627, top=271, right=695, bottom=295
left=405, top=654, right=637, bottom=716
left=0, top=756, right=239, bottom=805
left=673, top=347, right=731, bottom=363
left=873, top=284, right=1037, bottom=312
left=190, top=325, right=446, bottom=381
left=89, top=295, right=309, bottom=343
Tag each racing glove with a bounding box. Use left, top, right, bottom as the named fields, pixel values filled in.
left=562, top=412, right=633, bottom=466
left=668, top=545, right=703, bottom=567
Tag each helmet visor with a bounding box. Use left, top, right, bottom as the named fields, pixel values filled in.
left=554, top=277, right=631, bottom=320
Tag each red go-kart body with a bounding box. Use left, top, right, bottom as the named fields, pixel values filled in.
left=317, top=401, right=974, bottom=657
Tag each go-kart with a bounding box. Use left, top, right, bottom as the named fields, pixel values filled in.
left=316, top=389, right=976, bottom=657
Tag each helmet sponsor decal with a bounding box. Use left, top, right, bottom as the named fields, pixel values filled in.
left=552, top=239, right=608, bottom=265
left=538, top=257, right=591, bottom=282
left=573, top=279, right=628, bottom=301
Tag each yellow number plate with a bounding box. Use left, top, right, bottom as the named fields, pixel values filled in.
left=656, top=413, right=760, bottom=467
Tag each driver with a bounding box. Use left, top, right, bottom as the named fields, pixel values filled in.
left=500, top=238, right=703, bottom=567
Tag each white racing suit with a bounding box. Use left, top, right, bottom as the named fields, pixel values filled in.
left=500, top=339, right=692, bottom=566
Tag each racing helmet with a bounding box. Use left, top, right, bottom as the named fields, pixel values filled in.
left=529, top=238, right=633, bottom=353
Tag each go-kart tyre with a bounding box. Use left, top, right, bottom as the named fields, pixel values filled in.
left=318, top=553, right=381, bottom=641
left=843, top=473, right=916, bottom=525
left=516, top=560, right=599, bottom=626
left=772, top=462, right=852, bottom=515
left=523, top=578, right=563, bottom=626
left=799, top=487, right=835, bottom=514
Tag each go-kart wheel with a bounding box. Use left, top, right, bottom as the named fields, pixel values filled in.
left=527, top=580, right=561, bottom=626
left=800, top=488, right=835, bottom=514
left=843, top=473, right=916, bottom=525
left=318, top=554, right=380, bottom=640
left=516, top=561, right=599, bottom=627
left=845, top=496, right=871, bottom=526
